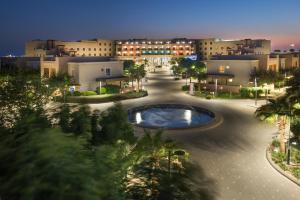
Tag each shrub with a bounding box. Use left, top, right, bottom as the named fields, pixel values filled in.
left=291, top=167, right=300, bottom=179
left=272, top=139, right=280, bottom=148
left=182, top=85, right=189, bottom=91
left=96, top=87, right=107, bottom=95
left=240, top=88, right=263, bottom=98
left=81, top=91, right=97, bottom=96
left=272, top=152, right=286, bottom=164
left=73, top=91, right=81, bottom=96
left=104, top=85, right=120, bottom=94
left=291, top=117, right=300, bottom=139
left=206, top=95, right=212, bottom=100
left=174, top=77, right=180, bottom=80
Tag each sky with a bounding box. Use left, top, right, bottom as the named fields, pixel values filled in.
left=0, top=0, right=300, bottom=56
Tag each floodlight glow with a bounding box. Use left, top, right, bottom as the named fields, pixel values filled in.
left=184, top=110, right=192, bottom=125
left=136, top=112, right=142, bottom=124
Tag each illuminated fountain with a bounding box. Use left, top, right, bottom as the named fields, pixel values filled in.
left=128, top=104, right=215, bottom=129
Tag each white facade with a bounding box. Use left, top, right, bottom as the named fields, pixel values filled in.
left=68, top=61, right=124, bottom=91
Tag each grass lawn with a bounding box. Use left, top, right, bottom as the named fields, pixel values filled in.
left=65, top=91, right=148, bottom=104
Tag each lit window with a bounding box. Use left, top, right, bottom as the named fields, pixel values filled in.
left=219, top=66, right=225, bottom=73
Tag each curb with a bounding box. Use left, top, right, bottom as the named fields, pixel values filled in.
left=266, top=146, right=300, bottom=186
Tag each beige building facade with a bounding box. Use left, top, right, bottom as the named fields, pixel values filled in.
left=198, top=38, right=271, bottom=60
left=68, top=61, right=125, bottom=91
left=26, top=39, right=114, bottom=57
left=40, top=56, right=115, bottom=78
left=115, top=38, right=196, bottom=69
left=205, top=59, right=259, bottom=87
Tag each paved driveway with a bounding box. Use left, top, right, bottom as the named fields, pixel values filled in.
left=89, top=71, right=300, bottom=200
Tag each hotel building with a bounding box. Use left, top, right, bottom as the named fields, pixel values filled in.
left=25, top=39, right=114, bottom=57
left=115, top=38, right=196, bottom=68
left=198, top=38, right=271, bottom=60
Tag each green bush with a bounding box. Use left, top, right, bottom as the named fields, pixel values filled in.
left=240, top=88, right=263, bottom=99
left=206, top=95, right=212, bottom=100
left=182, top=85, right=189, bottom=91
left=291, top=167, right=300, bottom=179
left=96, top=87, right=107, bottom=95
left=73, top=91, right=81, bottom=96
left=272, top=139, right=280, bottom=148
left=240, top=88, right=251, bottom=98
left=81, top=91, right=97, bottom=96
left=272, top=152, right=286, bottom=164
left=104, top=85, right=120, bottom=94
left=291, top=117, right=300, bottom=139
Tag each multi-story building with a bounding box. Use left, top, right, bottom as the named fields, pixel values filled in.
left=198, top=38, right=271, bottom=60
left=271, top=52, right=300, bottom=70
left=25, top=39, right=114, bottom=57
left=115, top=38, right=196, bottom=69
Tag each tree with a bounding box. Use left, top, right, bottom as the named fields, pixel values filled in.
left=250, top=69, right=284, bottom=86
left=46, top=73, right=71, bottom=102
left=58, top=104, right=71, bottom=133
left=255, top=96, right=291, bottom=152
left=132, top=64, right=146, bottom=92
left=90, top=109, right=102, bottom=145
left=99, top=103, right=136, bottom=144
left=123, top=60, right=136, bottom=88
left=191, top=61, right=207, bottom=92
left=70, top=105, right=91, bottom=136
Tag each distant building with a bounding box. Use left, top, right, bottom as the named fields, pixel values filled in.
left=197, top=38, right=271, bottom=60
left=115, top=38, right=196, bottom=69
left=25, top=39, right=114, bottom=57
left=271, top=52, right=300, bottom=70
left=0, top=56, right=40, bottom=72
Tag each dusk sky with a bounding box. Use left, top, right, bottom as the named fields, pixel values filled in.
left=1, top=0, right=300, bottom=56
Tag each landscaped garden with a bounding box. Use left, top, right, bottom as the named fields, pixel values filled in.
left=256, top=68, right=300, bottom=183
left=0, top=69, right=213, bottom=199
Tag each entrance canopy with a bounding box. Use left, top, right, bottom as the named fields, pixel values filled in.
left=96, top=76, right=129, bottom=82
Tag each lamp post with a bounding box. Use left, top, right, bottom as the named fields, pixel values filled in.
left=215, top=79, right=218, bottom=97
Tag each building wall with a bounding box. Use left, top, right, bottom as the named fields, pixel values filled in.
left=40, top=56, right=114, bottom=78
left=198, top=38, right=271, bottom=60
left=25, top=39, right=114, bottom=57
left=116, top=39, right=195, bottom=68
left=68, top=61, right=124, bottom=91
left=205, top=60, right=259, bottom=86
left=277, top=53, right=300, bottom=69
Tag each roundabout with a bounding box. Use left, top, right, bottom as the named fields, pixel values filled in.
left=89, top=71, right=300, bottom=200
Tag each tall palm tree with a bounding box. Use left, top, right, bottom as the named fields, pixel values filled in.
left=255, top=96, right=291, bottom=152
left=132, top=64, right=146, bottom=92
left=191, top=62, right=207, bottom=92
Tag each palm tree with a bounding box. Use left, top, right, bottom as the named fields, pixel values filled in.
left=132, top=64, right=146, bottom=92
left=191, top=62, right=207, bottom=92
left=255, top=96, right=291, bottom=152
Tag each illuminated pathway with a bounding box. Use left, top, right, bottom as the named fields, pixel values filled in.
left=89, top=71, right=300, bottom=200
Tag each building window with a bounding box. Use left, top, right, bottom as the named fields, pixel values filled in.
left=89, top=53, right=91, bottom=56
left=83, top=48, right=85, bottom=51
left=219, top=66, right=225, bottom=73
left=99, top=53, right=102, bottom=56
left=88, top=48, right=91, bottom=51
left=104, top=53, right=107, bottom=56
left=210, top=42, right=213, bottom=45
left=94, top=48, right=96, bottom=51
left=77, top=48, right=79, bottom=51
left=104, top=43, right=106, bottom=46
left=104, top=48, right=107, bottom=51
left=105, top=68, right=111, bottom=76
left=99, top=48, right=101, bottom=51
left=94, top=53, right=96, bottom=56
left=99, top=43, right=101, bottom=45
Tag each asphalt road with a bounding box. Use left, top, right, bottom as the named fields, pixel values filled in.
left=89, top=71, right=300, bottom=200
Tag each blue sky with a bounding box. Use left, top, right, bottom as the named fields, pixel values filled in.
left=0, top=0, right=300, bottom=55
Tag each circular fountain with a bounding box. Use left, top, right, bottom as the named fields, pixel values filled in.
left=128, top=104, right=215, bottom=129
